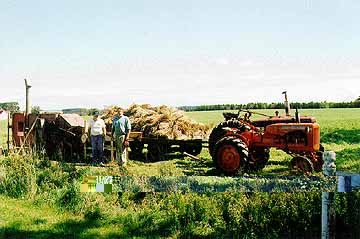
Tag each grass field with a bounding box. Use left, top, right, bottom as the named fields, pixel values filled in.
left=0, top=118, right=9, bottom=149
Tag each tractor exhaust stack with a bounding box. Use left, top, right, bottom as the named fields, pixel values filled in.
left=282, top=91, right=291, bottom=116
left=295, top=108, right=300, bottom=123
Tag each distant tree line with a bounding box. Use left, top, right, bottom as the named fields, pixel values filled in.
left=178, top=97, right=360, bottom=111
left=62, top=108, right=102, bottom=116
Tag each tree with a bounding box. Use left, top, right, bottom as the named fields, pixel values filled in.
left=0, top=102, right=20, bottom=114
left=88, top=108, right=101, bottom=116
left=31, top=106, right=41, bottom=114
left=354, top=96, right=360, bottom=107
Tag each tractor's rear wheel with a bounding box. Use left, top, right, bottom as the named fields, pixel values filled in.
left=290, top=156, right=314, bottom=174
left=209, top=119, right=247, bottom=157
left=248, top=147, right=270, bottom=171
left=213, top=136, right=249, bottom=175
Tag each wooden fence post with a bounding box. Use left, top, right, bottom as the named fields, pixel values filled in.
left=322, top=151, right=336, bottom=239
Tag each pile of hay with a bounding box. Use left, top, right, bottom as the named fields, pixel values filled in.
left=101, top=104, right=210, bottom=139
left=101, top=106, right=125, bottom=125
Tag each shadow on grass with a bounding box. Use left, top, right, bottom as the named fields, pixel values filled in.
left=175, top=157, right=292, bottom=176
left=175, top=158, right=217, bottom=176
left=267, top=159, right=290, bottom=166
left=336, top=147, right=360, bottom=173
left=1, top=218, right=98, bottom=239
left=130, top=152, right=182, bottom=163
left=0, top=214, right=181, bottom=239
left=321, top=129, right=360, bottom=144
left=261, top=166, right=291, bottom=176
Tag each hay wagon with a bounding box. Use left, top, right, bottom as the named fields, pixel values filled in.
left=101, top=104, right=210, bottom=161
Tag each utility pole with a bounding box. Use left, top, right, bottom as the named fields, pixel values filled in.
left=24, top=79, right=32, bottom=132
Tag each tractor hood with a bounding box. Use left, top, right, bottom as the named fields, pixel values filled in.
left=252, top=116, right=316, bottom=128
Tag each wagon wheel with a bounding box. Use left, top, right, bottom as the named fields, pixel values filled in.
left=129, top=140, right=144, bottom=154
left=213, top=136, right=248, bottom=175
left=290, top=156, right=314, bottom=174
left=147, top=143, right=170, bottom=162
left=129, top=140, right=145, bottom=160
left=180, top=141, right=202, bottom=156
left=208, top=119, right=247, bottom=157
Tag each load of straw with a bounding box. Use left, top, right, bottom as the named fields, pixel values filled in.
left=101, top=104, right=210, bottom=139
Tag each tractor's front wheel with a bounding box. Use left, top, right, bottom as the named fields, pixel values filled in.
left=290, top=156, right=314, bottom=174
left=213, top=136, right=249, bottom=175
left=248, top=147, right=270, bottom=171
left=313, top=144, right=325, bottom=172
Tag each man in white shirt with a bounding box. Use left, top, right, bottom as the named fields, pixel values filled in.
left=88, top=111, right=107, bottom=166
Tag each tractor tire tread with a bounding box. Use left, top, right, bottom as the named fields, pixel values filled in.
left=213, top=136, right=249, bottom=175
left=208, top=120, right=247, bottom=157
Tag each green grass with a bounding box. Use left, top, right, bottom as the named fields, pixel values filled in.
left=0, top=193, right=138, bottom=239
left=0, top=195, right=86, bottom=239
left=0, top=119, right=10, bottom=149
left=1, top=191, right=359, bottom=239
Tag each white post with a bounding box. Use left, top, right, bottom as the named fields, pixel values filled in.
left=338, top=176, right=352, bottom=193
left=322, top=151, right=336, bottom=239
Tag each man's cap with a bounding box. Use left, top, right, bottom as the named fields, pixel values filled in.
left=93, top=111, right=100, bottom=116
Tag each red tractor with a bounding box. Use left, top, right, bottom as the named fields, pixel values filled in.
left=209, top=92, right=324, bottom=174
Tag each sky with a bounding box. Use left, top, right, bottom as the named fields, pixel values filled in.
left=1, top=0, right=360, bottom=110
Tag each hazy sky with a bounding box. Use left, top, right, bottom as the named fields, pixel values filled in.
left=1, top=1, right=359, bottom=110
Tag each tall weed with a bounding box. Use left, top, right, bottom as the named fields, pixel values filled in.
left=0, top=155, right=37, bottom=198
